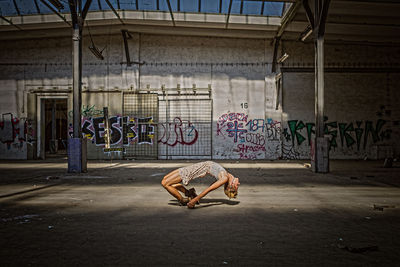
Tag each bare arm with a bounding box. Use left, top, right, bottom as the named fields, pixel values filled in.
left=187, top=174, right=228, bottom=208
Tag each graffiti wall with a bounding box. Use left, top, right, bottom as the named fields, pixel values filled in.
left=69, top=115, right=155, bottom=152
left=281, top=117, right=394, bottom=159
left=157, top=117, right=210, bottom=158
left=158, top=117, right=199, bottom=147
left=0, top=113, right=35, bottom=159
left=69, top=115, right=205, bottom=159
left=214, top=111, right=395, bottom=160
left=214, top=112, right=281, bottom=159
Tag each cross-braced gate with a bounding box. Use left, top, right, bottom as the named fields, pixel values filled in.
left=123, top=88, right=212, bottom=159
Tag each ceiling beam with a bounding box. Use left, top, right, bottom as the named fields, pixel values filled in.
left=82, top=0, right=93, bottom=21
left=121, top=30, right=132, bottom=66
left=275, top=0, right=302, bottom=38
left=240, top=0, right=244, bottom=14
left=68, top=0, right=78, bottom=26
left=33, top=0, right=41, bottom=14
left=303, top=0, right=314, bottom=30
left=166, top=0, right=176, bottom=26
left=260, top=1, right=265, bottom=15
left=12, top=0, right=20, bottom=16
left=271, top=36, right=281, bottom=72
left=317, top=0, right=331, bottom=37
left=104, top=0, right=125, bottom=25
left=226, top=0, right=233, bottom=29
left=271, top=0, right=302, bottom=72
left=333, top=0, right=400, bottom=3
left=245, top=0, right=297, bottom=2
left=0, top=15, right=23, bottom=30
left=40, top=0, right=71, bottom=26
left=82, top=0, right=92, bottom=20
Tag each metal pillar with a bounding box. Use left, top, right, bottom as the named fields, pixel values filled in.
left=72, top=26, right=82, bottom=139
left=50, top=100, right=58, bottom=153
left=68, top=0, right=91, bottom=173
left=311, top=0, right=330, bottom=173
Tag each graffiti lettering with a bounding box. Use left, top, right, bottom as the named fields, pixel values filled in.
left=245, top=132, right=265, bottom=146
left=68, top=105, right=103, bottom=118
left=216, top=122, right=226, bottom=137
left=282, top=143, right=300, bottom=160
left=246, top=119, right=265, bottom=132
left=237, top=144, right=266, bottom=160
left=69, top=115, right=155, bottom=146
left=226, top=121, right=247, bottom=143
left=285, top=118, right=391, bottom=151
left=218, top=113, right=248, bottom=125
left=236, top=144, right=266, bottom=153
left=288, top=120, right=307, bottom=146
left=158, top=117, right=198, bottom=147
left=265, top=119, right=281, bottom=141
left=0, top=113, right=35, bottom=150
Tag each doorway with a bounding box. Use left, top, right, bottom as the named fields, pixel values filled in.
left=44, top=99, right=68, bottom=158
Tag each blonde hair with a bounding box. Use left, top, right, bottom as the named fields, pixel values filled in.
left=224, top=189, right=238, bottom=199
left=224, top=174, right=239, bottom=199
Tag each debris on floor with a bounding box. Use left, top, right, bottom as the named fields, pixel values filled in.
left=1, top=214, right=39, bottom=223
left=338, top=244, right=379, bottom=253
left=373, top=204, right=396, bottom=211
left=46, top=176, right=60, bottom=180
left=383, top=158, right=393, bottom=168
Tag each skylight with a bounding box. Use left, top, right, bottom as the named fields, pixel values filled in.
left=0, top=0, right=286, bottom=17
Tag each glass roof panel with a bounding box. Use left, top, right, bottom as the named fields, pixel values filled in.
left=0, top=0, right=285, bottom=17
left=263, top=1, right=284, bottom=16
left=201, top=0, right=219, bottom=13
left=180, top=0, right=197, bottom=12
left=140, top=0, right=158, bottom=11
left=242, top=2, right=263, bottom=16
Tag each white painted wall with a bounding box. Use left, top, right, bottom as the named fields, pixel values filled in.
left=0, top=35, right=399, bottom=160
left=281, top=41, right=400, bottom=160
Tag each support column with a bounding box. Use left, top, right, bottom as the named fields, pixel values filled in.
left=311, top=0, right=330, bottom=173
left=68, top=20, right=87, bottom=173
left=72, top=26, right=82, bottom=140
left=50, top=100, right=58, bottom=154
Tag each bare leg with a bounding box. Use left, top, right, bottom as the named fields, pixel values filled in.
left=161, top=169, right=188, bottom=204
left=173, top=184, right=199, bottom=204
left=172, top=184, right=189, bottom=195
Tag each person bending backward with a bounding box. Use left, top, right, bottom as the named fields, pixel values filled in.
left=161, top=161, right=240, bottom=209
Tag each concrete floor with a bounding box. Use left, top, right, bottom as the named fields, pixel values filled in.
left=0, top=159, right=399, bottom=266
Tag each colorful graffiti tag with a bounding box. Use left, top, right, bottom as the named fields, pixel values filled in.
left=69, top=115, right=155, bottom=146
left=286, top=118, right=391, bottom=151
left=216, top=112, right=393, bottom=160
left=68, top=105, right=104, bottom=118
left=0, top=113, right=35, bottom=150
left=217, top=112, right=273, bottom=159
left=158, top=117, right=199, bottom=147
left=280, top=117, right=393, bottom=159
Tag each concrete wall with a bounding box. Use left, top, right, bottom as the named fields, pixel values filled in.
left=280, top=41, right=400, bottom=160
left=0, top=34, right=399, bottom=160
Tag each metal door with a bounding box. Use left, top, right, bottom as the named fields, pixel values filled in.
left=158, top=98, right=212, bottom=159
left=123, top=92, right=158, bottom=159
